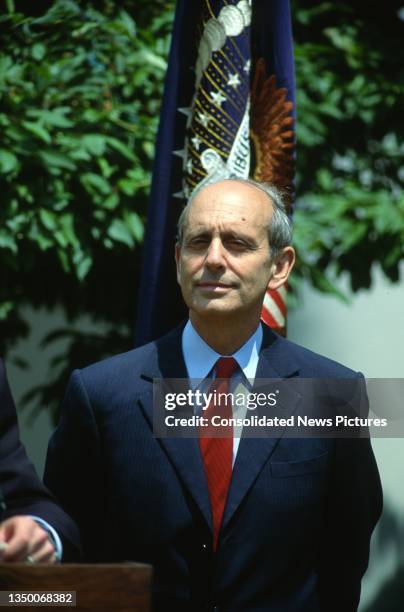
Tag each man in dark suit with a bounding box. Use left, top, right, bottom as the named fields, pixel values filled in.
left=0, top=359, right=80, bottom=562
left=45, top=179, right=382, bottom=610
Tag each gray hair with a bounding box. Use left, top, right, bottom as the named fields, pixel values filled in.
left=176, top=177, right=293, bottom=261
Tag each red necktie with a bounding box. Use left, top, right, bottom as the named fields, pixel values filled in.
left=199, top=357, right=238, bottom=551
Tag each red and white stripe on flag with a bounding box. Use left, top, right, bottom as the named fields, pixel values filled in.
left=261, top=286, right=287, bottom=332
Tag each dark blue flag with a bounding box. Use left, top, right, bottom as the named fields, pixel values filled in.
left=135, top=0, right=295, bottom=346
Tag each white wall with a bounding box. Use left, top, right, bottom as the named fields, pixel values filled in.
left=6, top=307, right=109, bottom=477
left=288, top=262, right=404, bottom=609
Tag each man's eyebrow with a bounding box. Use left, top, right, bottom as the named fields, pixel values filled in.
left=220, top=230, right=257, bottom=242
left=186, top=228, right=259, bottom=244
left=186, top=229, right=212, bottom=239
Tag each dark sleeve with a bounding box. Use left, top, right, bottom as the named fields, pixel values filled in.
left=0, top=359, right=81, bottom=561
left=44, top=369, right=105, bottom=562
left=318, top=377, right=383, bottom=611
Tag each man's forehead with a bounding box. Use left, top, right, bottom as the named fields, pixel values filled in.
left=187, top=206, right=262, bottom=231
left=192, top=180, right=271, bottom=205
left=190, top=181, right=272, bottom=214
left=187, top=181, right=273, bottom=227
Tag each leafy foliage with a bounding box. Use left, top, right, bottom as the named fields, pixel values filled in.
left=1, top=0, right=403, bottom=419
left=0, top=0, right=174, bottom=356
left=291, top=0, right=404, bottom=296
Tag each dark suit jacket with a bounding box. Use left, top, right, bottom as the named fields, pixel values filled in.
left=44, top=324, right=382, bottom=611
left=0, top=359, right=80, bottom=561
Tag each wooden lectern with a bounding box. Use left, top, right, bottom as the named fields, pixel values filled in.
left=0, top=563, right=152, bottom=611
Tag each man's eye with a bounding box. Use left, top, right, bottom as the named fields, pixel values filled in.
left=187, top=238, right=209, bottom=248
left=226, top=240, right=248, bottom=250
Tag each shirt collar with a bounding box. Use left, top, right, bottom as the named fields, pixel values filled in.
left=182, top=320, right=263, bottom=384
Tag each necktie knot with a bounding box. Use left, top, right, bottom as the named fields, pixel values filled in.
left=215, top=356, right=238, bottom=380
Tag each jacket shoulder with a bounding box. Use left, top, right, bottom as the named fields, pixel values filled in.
left=273, top=334, right=360, bottom=378
left=71, top=324, right=183, bottom=395
left=80, top=341, right=156, bottom=380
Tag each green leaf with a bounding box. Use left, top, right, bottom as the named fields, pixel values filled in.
left=6, top=213, right=27, bottom=233
left=72, top=248, right=92, bottom=280
left=27, top=107, right=74, bottom=128
left=0, top=113, right=10, bottom=127
left=0, top=232, right=17, bottom=253
left=22, top=121, right=51, bottom=144
left=59, top=213, right=79, bottom=247
left=0, top=55, right=13, bottom=81
left=118, top=177, right=138, bottom=196
left=102, top=193, right=119, bottom=210
left=31, top=0, right=80, bottom=25
left=72, top=22, right=99, bottom=38
left=82, top=134, right=106, bottom=156
left=39, top=150, right=77, bottom=171
left=39, top=209, right=57, bottom=231
left=98, top=157, right=116, bottom=178
left=105, top=136, right=136, bottom=161
left=0, top=149, right=18, bottom=173
left=142, top=140, right=155, bottom=159
left=57, top=248, right=70, bottom=273
left=118, top=10, right=136, bottom=38
left=54, top=230, right=68, bottom=248
left=76, top=255, right=92, bottom=280
left=0, top=301, right=13, bottom=320
left=107, top=219, right=135, bottom=248
left=31, top=43, right=46, bottom=61
left=125, top=212, right=144, bottom=242
left=317, top=169, right=333, bottom=191
left=80, top=173, right=111, bottom=195
left=35, top=233, right=54, bottom=250
left=137, top=49, right=167, bottom=71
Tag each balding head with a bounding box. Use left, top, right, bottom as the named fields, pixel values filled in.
left=177, top=178, right=293, bottom=262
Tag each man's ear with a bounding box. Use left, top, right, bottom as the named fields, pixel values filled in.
left=175, top=243, right=181, bottom=284
left=267, top=246, right=295, bottom=291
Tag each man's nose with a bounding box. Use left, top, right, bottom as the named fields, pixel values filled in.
left=205, top=238, right=226, bottom=270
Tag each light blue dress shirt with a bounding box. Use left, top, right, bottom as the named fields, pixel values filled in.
left=182, top=320, right=263, bottom=465
left=29, top=515, right=63, bottom=561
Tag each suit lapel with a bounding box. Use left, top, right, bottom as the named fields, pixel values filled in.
left=136, top=323, right=303, bottom=535
left=222, top=325, right=302, bottom=530
left=137, top=325, right=212, bottom=530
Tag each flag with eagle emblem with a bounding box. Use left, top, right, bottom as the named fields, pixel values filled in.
left=135, top=0, right=295, bottom=346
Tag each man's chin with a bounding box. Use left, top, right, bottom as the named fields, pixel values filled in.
left=191, top=299, right=239, bottom=318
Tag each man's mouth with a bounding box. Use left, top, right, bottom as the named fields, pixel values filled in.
left=196, top=281, right=234, bottom=292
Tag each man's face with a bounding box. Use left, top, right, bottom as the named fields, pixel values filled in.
left=175, top=180, right=281, bottom=325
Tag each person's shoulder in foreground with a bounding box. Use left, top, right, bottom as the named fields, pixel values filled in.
left=0, top=358, right=81, bottom=563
